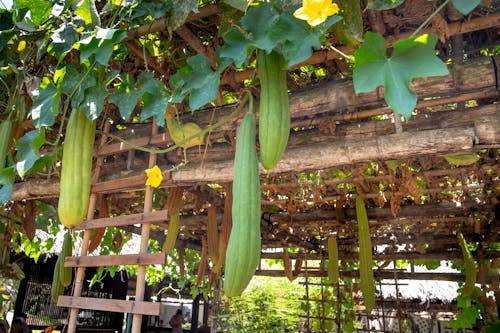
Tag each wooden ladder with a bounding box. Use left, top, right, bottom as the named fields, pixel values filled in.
left=58, top=121, right=166, bottom=333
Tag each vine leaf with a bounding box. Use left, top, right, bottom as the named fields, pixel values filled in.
left=167, top=0, right=199, bottom=33
left=14, top=0, right=52, bottom=26
left=108, top=74, right=143, bottom=121
left=270, top=8, right=341, bottom=67
left=219, top=28, right=251, bottom=67
left=138, top=72, right=170, bottom=126
left=451, top=0, right=481, bottom=15
left=353, top=32, right=448, bottom=119
left=74, top=0, right=101, bottom=27
left=78, top=28, right=127, bottom=66
left=0, top=166, right=16, bottom=204
left=241, top=3, right=279, bottom=53
left=220, top=4, right=340, bottom=68
left=31, top=77, right=61, bottom=128
left=169, top=55, right=220, bottom=111
left=15, top=129, right=47, bottom=177
left=50, top=22, right=78, bottom=59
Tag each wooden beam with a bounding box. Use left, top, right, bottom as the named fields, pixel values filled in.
left=260, top=251, right=464, bottom=261
left=64, top=253, right=166, bottom=267
left=169, top=126, right=474, bottom=184
left=74, top=210, right=170, bottom=230
left=57, top=296, right=161, bottom=316
left=255, top=269, right=498, bottom=283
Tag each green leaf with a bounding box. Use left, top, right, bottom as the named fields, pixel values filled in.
left=353, top=32, right=448, bottom=119
left=167, top=0, right=198, bottom=33
left=270, top=8, right=341, bottom=67
left=14, top=0, right=52, bottom=26
left=138, top=72, right=170, bottom=126
left=79, top=28, right=127, bottom=66
left=241, top=3, right=280, bottom=53
left=15, top=129, right=46, bottom=177
left=170, top=55, right=220, bottom=110
left=0, top=9, right=15, bottom=31
left=31, top=77, right=60, bottom=128
left=50, top=22, right=78, bottom=59
left=0, top=166, right=15, bottom=204
left=74, top=0, right=101, bottom=27
left=108, top=74, right=142, bottom=121
left=220, top=28, right=252, bottom=67
left=224, top=0, right=251, bottom=12
left=366, top=0, right=404, bottom=10
left=81, top=84, right=107, bottom=119
left=451, top=0, right=480, bottom=15
left=61, top=65, right=96, bottom=109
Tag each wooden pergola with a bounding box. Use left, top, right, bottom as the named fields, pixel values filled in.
left=5, top=1, right=499, bottom=332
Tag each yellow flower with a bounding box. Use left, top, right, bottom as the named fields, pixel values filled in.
left=293, top=0, right=339, bottom=27
left=145, top=165, right=163, bottom=188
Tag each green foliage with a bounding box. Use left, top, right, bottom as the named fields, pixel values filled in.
left=353, top=32, right=449, bottom=119
left=449, top=292, right=483, bottom=332
left=451, top=0, right=481, bottom=15
left=220, top=276, right=305, bottom=332
left=220, top=3, right=341, bottom=68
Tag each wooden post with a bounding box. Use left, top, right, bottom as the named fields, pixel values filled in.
left=67, top=122, right=110, bottom=333
left=131, top=120, right=158, bottom=333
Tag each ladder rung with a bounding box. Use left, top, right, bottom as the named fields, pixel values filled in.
left=74, top=210, right=169, bottom=230
left=57, top=296, right=160, bottom=316
left=64, top=253, right=166, bottom=268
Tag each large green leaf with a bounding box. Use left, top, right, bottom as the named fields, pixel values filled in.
left=241, top=3, right=279, bottom=53
left=451, top=0, right=480, bottom=15
left=169, top=55, right=219, bottom=111
left=0, top=166, right=15, bottom=204
left=15, top=129, right=46, bottom=177
left=50, top=22, right=78, bottom=59
left=269, top=8, right=341, bottom=67
left=138, top=72, right=170, bottom=126
left=31, top=77, right=60, bottom=128
left=220, top=28, right=251, bottom=67
left=108, top=74, right=143, bottom=121
left=167, top=0, right=198, bottom=33
left=61, top=65, right=97, bottom=109
left=79, top=28, right=127, bottom=66
left=353, top=32, right=448, bottom=119
left=74, top=0, right=101, bottom=27
left=15, top=0, right=52, bottom=26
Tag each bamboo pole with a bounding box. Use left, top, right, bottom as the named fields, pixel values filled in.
left=66, top=122, right=110, bottom=333
left=131, top=120, right=158, bottom=333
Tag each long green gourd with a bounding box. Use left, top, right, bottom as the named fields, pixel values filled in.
left=257, top=50, right=290, bottom=170
left=457, top=231, right=477, bottom=296
left=58, top=109, right=96, bottom=228
left=327, top=235, right=340, bottom=283
left=0, top=119, right=12, bottom=169
left=356, top=197, right=375, bottom=313
left=224, top=110, right=261, bottom=297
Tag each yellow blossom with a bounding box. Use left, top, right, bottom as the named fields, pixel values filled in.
left=293, top=0, right=339, bottom=27
left=145, top=165, right=163, bottom=188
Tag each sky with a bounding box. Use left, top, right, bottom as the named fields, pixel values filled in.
left=0, top=0, right=13, bottom=9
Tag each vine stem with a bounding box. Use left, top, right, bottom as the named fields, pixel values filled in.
left=97, top=94, right=250, bottom=154
left=410, top=0, right=451, bottom=38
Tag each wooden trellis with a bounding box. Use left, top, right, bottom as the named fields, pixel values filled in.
left=56, top=121, right=168, bottom=333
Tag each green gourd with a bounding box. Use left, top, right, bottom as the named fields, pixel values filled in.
left=257, top=50, right=290, bottom=170
left=0, top=119, right=12, bottom=169
left=356, top=197, right=375, bottom=313
left=58, top=109, right=96, bottom=228
left=327, top=235, right=340, bottom=283
left=331, top=0, right=364, bottom=48
left=457, top=231, right=477, bottom=296
left=59, top=231, right=73, bottom=287
left=224, top=111, right=261, bottom=297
